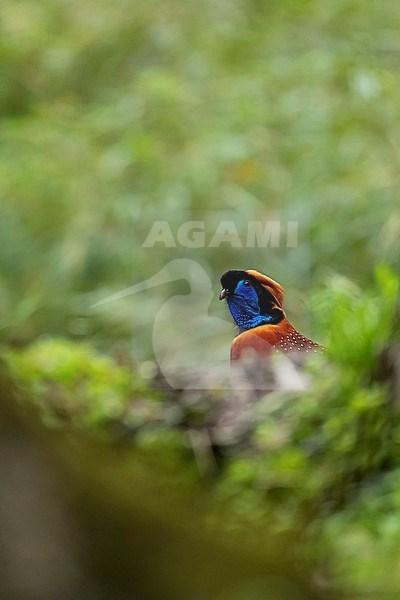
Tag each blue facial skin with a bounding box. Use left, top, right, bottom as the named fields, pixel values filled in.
left=227, top=279, right=273, bottom=330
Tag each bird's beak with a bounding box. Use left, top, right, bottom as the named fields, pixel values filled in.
left=219, top=289, right=229, bottom=301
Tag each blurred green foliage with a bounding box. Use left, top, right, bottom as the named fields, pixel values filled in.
left=1, top=0, right=400, bottom=351
left=6, top=266, right=400, bottom=596
left=7, top=339, right=146, bottom=428
left=1, top=0, right=400, bottom=597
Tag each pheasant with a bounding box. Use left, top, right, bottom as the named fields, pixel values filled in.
left=220, top=269, right=322, bottom=362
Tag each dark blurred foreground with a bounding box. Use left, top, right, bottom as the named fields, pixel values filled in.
left=0, top=362, right=323, bottom=600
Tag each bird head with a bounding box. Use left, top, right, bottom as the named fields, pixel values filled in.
left=219, top=269, right=285, bottom=330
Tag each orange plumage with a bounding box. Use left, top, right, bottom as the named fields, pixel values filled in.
left=220, top=269, right=321, bottom=362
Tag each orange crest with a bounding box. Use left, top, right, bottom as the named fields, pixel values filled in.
left=245, top=270, right=284, bottom=308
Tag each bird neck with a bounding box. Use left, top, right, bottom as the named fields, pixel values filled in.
left=227, top=298, right=283, bottom=331
left=230, top=318, right=295, bottom=361
left=250, top=318, right=296, bottom=338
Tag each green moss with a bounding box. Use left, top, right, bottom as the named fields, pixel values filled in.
left=6, top=338, right=149, bottom=429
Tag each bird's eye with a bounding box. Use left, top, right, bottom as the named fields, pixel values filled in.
left=243, top=280, right=251, bottom=287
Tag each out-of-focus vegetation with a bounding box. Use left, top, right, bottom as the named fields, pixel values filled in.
left=1, top=0, right=400, bottom=348
left=7, top=266, right=400, bottom=597
left=1, top=0, right=400, bottom=598
left=7, top=339, right=147, bottom=428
